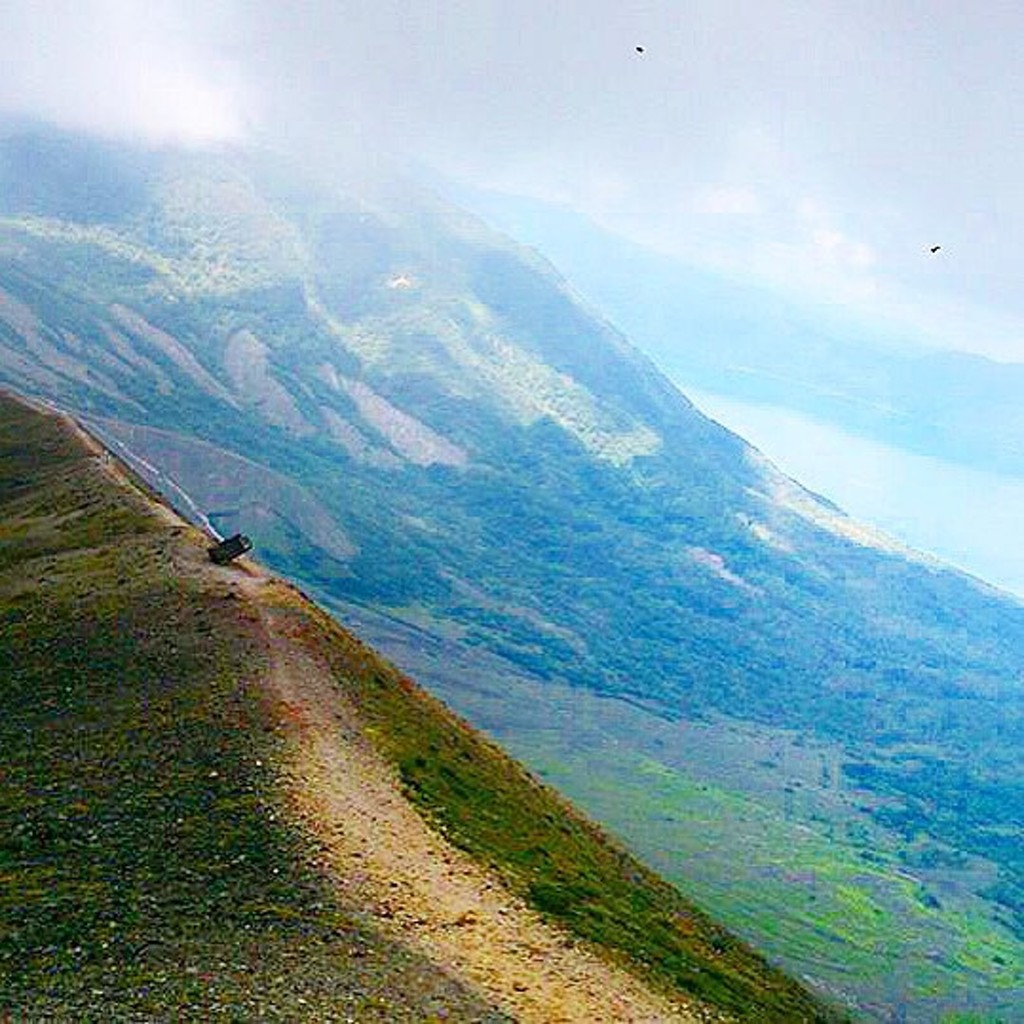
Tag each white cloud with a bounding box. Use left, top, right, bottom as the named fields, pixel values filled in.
left=692, top=185, right=761, bottom=216
left=808, top=228, right=877, bottom=270
left=2, top=1, right=1024, bottom=362
left=0, top=1, right=248, bottom=145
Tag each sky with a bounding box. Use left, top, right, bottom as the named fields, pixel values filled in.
left=3, top=1, right=1024, bottom=361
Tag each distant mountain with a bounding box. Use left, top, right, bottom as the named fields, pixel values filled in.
left=448, top=183, right=1024, bottom=478
left=1, top=391, right=832, bottom=1020
left=1, top=123, right=1023, bottom=1018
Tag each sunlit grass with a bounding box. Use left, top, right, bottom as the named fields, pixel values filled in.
left=510, top=736, right=1024, bottom=1010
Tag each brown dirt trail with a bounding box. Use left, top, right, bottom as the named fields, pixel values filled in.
left=232, top=572, right=706, bottom=1024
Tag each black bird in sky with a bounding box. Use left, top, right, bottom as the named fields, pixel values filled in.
left=636, top=45, right=644, bottom=53
left=930, top=245, right=942, bottom=253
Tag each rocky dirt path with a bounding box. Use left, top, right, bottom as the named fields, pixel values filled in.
left=232, top=571, right=705, bottom=1023
left=67, top=418, right=710, bottom=1024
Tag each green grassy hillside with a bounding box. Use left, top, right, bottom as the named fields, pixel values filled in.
left=0, top=394, right=510, bottom=1021
left=0, top=391, right=836, bottom=1020
left=271, top=585, right=835, bottom=1020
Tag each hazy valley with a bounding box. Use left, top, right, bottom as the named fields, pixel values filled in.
left=450, top=184, right=1024, bottom=598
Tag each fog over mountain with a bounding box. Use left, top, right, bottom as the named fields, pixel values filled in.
left=444, top=182, right=1024, bottom=599
left=4, top=1, right=1024, bottom=361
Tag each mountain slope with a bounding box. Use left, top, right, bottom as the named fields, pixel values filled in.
left=1, top=124, right=1023, bottom=1017
left=0, top=391, right=834, bottom=1021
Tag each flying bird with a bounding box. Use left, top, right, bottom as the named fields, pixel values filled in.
left=636, top=46, right=645, bottom=53
left=930, top=245, right=941, bottom=253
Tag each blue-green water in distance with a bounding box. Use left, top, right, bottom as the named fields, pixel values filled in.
left=688, top=388, right=1024, bottom=600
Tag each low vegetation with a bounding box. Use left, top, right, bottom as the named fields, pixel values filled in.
left=0, top=394, right=505, bottom=1020
left=263, top=594, right=836, bottom=1020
